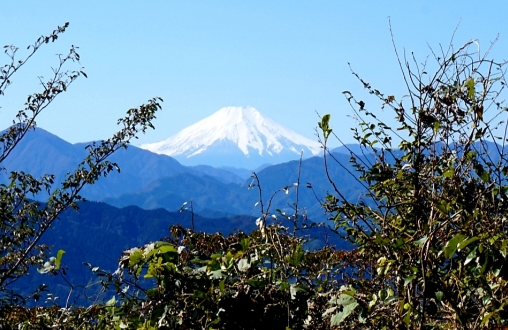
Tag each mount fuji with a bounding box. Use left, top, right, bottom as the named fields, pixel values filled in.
left=140, top=106, right=321, bottom=168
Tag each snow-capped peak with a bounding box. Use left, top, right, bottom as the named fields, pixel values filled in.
left=140, top=106, right=321, bottom=168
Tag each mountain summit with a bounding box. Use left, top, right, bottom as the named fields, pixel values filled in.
left=140, top=106, right=321, bottom=168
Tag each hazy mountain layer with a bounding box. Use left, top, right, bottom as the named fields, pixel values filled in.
left=0, top=127, right=247, bottom=201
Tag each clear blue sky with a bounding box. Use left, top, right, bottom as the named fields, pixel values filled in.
left=0, top=1, right=506, bottom=146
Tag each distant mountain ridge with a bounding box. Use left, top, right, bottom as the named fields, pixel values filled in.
left=140, top=106, right=321, bottom=168
left=0, top=126, right=418, bottom=221
left=0, top=127, right=247, bottom=201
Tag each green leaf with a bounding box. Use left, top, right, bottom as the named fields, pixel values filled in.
left=465, top=77, right=475, bottom=101
left=279, top=281, right=290, bottom=291
left=157, top=245, right=177, bottom=254
left=323, top=306, right=337, bottom=317
left=247, top=279, right=267, bottom=289
left=403, top=276, right=414, bottom=287
left=443, top=168, right=454, bottom=178
left=55, top=249, right=65, bottom=270
left=403, top=310, right=411, bottom=325
left=433, top=121, right=440, bottom=133
left=474, top=164, right=490, bottom=182
left=466, top=151, right=477, bottom=159
left=379, top=289, right=388, bottom=301
left=287, top=245, right=305, bottom=266
left=330, top=294, right=359, bottom=325
left=480, top=170, right=490, bottom=182
left=414, top=236, right=427, bottom=247
left=319, top=114, right=332, bottom=139
left=209, top=269, right=224, bottom=279
left=457, top=236, right=479, bottom=251
left=129, top=250, right=143, bottom=268
left=481, top=311, right=495, bottom=327
left=436, top=202, right=449, bottom=215
left=368, top=294, right=377, bottom=308
left=444, top=234, right=466, bottom=258
left=106, top=296, right=116, bottom=306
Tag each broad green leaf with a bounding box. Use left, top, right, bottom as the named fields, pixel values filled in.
left=279, top=281, right=290, bottom=291
left=457, top=236, right=479, bottom=251
left=403, top=310, right=411, bottom=325
left=415, top=236, right=427, bottom=247
left=129, top=250, right=143, bottom=268
left=197, top=265, right=208, bottom=273
left=444, top=234, right=466, bottom=258
left=342, top=289, right=356, bottom=297
left=145, top=244, right=177, bottom=260
left=106, top=296, right=116, bottom=306
left=157, top=245, right=177, bottom=254
left=209, top=269, right=224, bottom=279
left=330, top=294, right=359, bottom=325
left=443, top=168, right=454, bottom=178
left=403, top=276, right=414, bottom=287
left=481, top=311, right=495, bottom=327
left=466, top=151, right=477, bottom=159
left=323, top=306, right=337, bottom=316
left=436, top=202, right=449, bottom=215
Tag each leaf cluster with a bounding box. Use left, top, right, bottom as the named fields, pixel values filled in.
left=320, top=34, right=508, bottom=329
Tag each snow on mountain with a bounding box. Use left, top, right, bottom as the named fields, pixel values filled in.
left=140, top=106, right=321, bottom=168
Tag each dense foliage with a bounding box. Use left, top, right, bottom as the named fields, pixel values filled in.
left=0, top=24, right=162, bottom=324
left=320, top=37, right=508, bottom=328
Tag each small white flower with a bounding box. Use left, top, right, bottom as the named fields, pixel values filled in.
left=125, top=247, right=141, bottom=255
left=177, top=246, right=185, bottom=254
left=142, top=243, right=155, bottom=257
left=402, top=164, right=413, bottom=171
